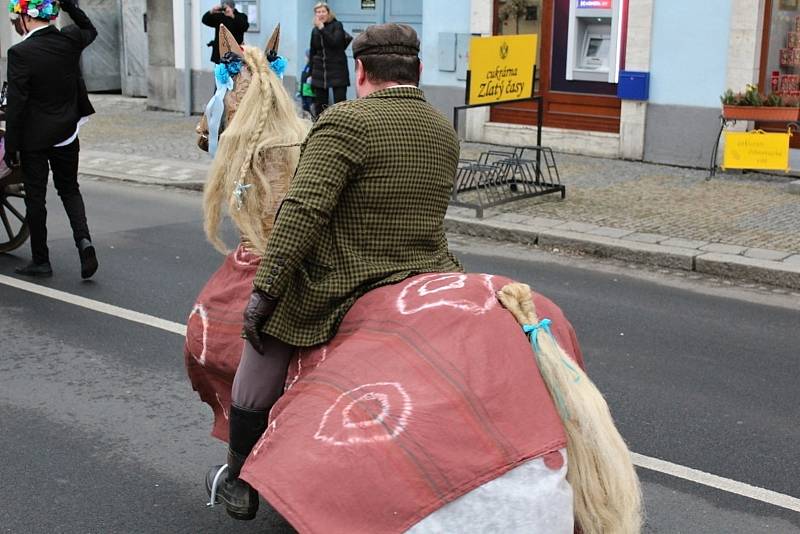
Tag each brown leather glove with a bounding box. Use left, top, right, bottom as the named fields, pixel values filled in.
left=242, top=289, right=278, bottom=354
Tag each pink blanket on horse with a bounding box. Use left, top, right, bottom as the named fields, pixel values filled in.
left=186, top=251, right=584, bottom=533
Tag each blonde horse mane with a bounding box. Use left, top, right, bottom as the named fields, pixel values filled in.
left=497, top=283, right=643, bottom=534
left=203, top=45, right=310, bottom=254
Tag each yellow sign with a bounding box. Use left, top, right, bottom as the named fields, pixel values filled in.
left=722, top=130, right=791, bottom=172
left=468, top=34, right=538, bottom=105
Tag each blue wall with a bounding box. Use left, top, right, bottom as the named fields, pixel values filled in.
left=421, top=1, right=470, bottom=86
left=293, top=1, right=318, bottom=83
left=198, top=0, right=468, bottom=92
left=649, top=0, right=732, bottom=108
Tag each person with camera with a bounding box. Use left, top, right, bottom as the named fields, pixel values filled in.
left=4, top=0, right=98, bottom=279
left=202, top=1, right=249, bottom=64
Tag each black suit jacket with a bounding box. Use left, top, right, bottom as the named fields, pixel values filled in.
left=5, top=2, right=97, bottom=154
left=201, top=10, right=249, bottom=64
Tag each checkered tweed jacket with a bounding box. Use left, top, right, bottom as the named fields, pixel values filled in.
left=253, top=86, right=463, bottom=347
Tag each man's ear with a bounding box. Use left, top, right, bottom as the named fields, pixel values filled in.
left=355, top=58, right=366, bottom=86
left=418, top=60, right=423, bottom=82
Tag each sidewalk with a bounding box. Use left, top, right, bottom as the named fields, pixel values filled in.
left=79, top=95, right=800, bottom=289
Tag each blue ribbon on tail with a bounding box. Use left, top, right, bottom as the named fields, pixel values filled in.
left=523, top=318, right=581, bottom=419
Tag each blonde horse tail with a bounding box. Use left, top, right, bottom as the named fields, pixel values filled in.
left=497, top=283, right=642, bottom=534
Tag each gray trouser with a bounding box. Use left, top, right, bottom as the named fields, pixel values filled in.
left=231, top=334, right=295, bottom=411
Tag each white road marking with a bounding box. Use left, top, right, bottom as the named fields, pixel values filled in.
left=2, top=273, right=799, bottom=513
left=632, top=453, right=800, bottom=513
left=0, top=274, right=186, bottom=336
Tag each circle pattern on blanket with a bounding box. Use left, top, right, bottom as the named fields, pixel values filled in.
left=314, top=382, right=412, bottom=446
left=342, top=392, right=390, bottom=428
left=396, top=273, right=498, bottom=315
left=186, top=303, right=209, bottom=365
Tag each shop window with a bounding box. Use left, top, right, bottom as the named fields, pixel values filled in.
left=235, top=0, right=260, bottom=32
left=764, top=1, right=800, bottom=99
left=496, top=0, right=541, bottom=92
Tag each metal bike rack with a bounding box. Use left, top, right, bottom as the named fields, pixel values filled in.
left=451, top=146, right=564, bottom=219
left=451, top=66, right=566, bottom=218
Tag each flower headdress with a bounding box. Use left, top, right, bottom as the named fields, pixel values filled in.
left=8, top=0, right=60, bottom=21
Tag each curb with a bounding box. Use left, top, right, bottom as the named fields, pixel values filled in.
left=79, top=149, right=208, bottom=192
left=695, top=253, right=800, bottom=289
left=445, top=214, right=800, bottom=290
left=81, top=169, right=204, bottom=192
left=77, top=167, right=800, bottom=291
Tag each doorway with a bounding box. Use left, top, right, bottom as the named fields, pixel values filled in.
left=80, top=0, right=122, bottom=92
left=328, top=0, right=422, bottom=98
left=490, top=0, right=622, bottom=133
left=79, top=0, right=148, bottom=97
left=120, top=0, right=148, bottom=97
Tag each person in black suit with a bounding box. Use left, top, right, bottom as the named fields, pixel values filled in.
left=202, top=1, right=249, bottom=64
left=5, top=0, right=98, bottom=279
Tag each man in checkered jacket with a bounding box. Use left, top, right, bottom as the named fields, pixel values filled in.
left=206, top=23, right=464, bottom=520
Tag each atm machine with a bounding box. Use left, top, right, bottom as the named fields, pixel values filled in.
left=565, top=0, right=624, bottom=84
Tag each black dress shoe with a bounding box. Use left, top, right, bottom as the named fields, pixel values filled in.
left=14, top=261, right=53, bottom=278
left=205, top=461, right=259, bottom=520
left=78, top=238, right=98, bottom=279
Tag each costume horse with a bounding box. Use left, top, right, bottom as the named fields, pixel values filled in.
left=186, top=26, right=642, bottom=534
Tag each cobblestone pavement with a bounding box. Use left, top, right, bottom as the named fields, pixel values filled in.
left=79, top=95, right=800, bottom=272
left=460, top=144, right=800, bottom=254
left=80, top=95, right=204, bottom=162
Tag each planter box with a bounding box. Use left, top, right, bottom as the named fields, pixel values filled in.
left=722, top=105, right=800, bottom=122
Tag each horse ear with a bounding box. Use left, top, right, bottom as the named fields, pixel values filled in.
left=218, top=24, right=244, bottom=59
left=265, top=24, right=281, bottom=56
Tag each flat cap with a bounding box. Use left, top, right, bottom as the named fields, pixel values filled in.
left=352, top=23, right=420, bottom=58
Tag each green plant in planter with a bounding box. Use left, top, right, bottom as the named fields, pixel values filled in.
left=763, top=92, right=784, bottom=107
left=783, top=94, right=800, bottom=107
left=720, top=84, right=800, bottom=120
left=720, top=89, right=738, bottom=105
left=720, top=84, right=782, bottom=107
left=740, top=84, right=763, bottom=106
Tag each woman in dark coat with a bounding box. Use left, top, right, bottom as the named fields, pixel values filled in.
left=309, top=2, right=351, bottom=118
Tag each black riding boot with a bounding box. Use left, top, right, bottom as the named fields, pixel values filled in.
left=205, top=405, right=268, bottom=520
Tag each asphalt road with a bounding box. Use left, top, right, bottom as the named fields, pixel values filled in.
left=0, top=179, right=798, bottom=533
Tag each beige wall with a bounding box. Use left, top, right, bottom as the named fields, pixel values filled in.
left=465, top=0, right=492, bottom=141
left=620, top=0, right=655, bottom=160
left=726, top=0, right=764, bottom=93
left=719, top=0, right=763, bottom=136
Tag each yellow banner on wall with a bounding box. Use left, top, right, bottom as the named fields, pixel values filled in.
left=722, top=130, right=791, bottom=172
left=468, top=34, right=538, bottom=105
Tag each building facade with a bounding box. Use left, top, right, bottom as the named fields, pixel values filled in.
left=148, top=0, right=470, bottom=118
left=466, top=0, right=763, bottom=168
left=145, top=0, right=771, bottom=168
left=0, top=1, right=776, bottom=168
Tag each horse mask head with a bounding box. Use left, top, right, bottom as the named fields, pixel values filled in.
left=197, top=24, right=284, bottom=154
left=201, top=24, right=308, bottom=254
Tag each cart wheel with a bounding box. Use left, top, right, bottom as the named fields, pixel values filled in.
left=0, top=183, right=29, bottom=253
